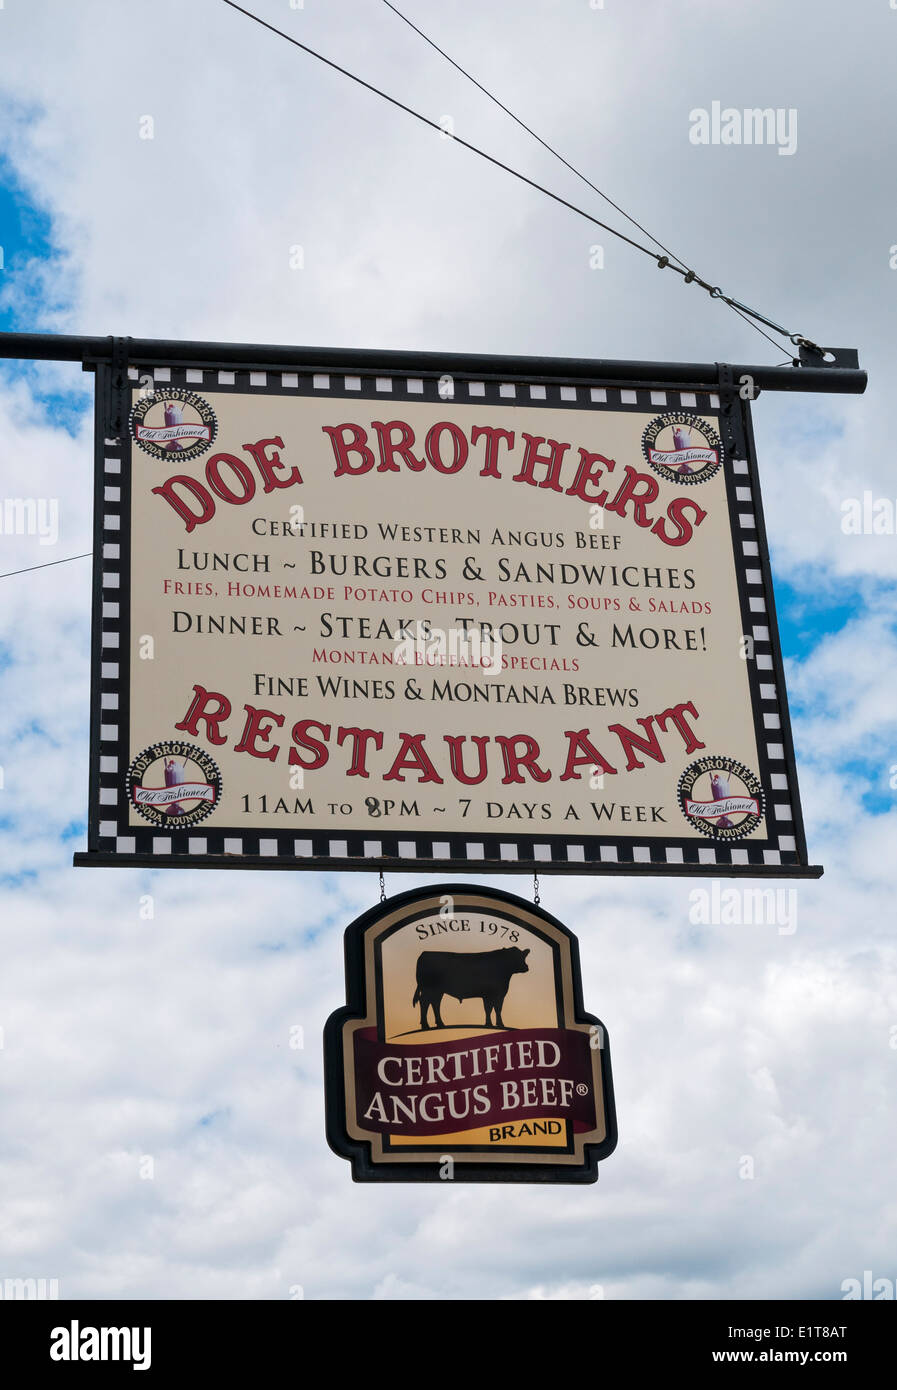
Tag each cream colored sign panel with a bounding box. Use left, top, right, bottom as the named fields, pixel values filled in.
left=115, top=370, right=786, bottom=867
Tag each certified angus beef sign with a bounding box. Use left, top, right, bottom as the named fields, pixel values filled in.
left=324, top=885, right=616, bottom=1182
left=75, top=343, right=816, bottom=876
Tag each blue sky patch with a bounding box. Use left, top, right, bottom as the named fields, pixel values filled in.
left=0, top=150, right=88, bottom=431
left=773, top=573, right=862, bottom=652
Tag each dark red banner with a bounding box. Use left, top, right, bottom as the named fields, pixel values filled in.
left=352, top=1025, right=598, bottom=1137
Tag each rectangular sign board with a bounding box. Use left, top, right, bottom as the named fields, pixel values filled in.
left=75, top=346, right=817, bottom=876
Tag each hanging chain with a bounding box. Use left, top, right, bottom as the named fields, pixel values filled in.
left=379, top=870, right=386, bottom=903
left=533, top=872, right=540, bottom=906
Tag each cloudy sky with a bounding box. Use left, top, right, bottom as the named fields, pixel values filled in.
left=0, top=0, right=895, bottom=1300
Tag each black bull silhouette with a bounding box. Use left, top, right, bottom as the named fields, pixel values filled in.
left=412, top=946, right=530, bottom=1030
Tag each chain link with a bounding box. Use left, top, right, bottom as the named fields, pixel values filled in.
left=533, top=872, right=540, bottom=906
left=379, top=870, right=386, bottom=903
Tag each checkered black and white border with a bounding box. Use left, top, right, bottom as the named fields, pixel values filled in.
left=84, top=360, right=810, bottom=875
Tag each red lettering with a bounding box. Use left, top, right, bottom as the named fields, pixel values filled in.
left=288, top=719, right=331, bottom=770
left=652, top=496, right=707, bottom=547
left=607, top=715, right=665, bottom=772
left=206, top=453, right=256, bottom=506
left=151, top=477, right=216, bottom=533
left=559, top=729, right=618, bottom=781
left=564, top=449, right=616, bottom=503
left=443, top=734, right=490, bottom=785
left=371, top=420, right=424, bottom=473
left=234, top=704, right=285, bottom=761
left=383, top=732, right=444, bottom=783
left=604, top=465, right=659, bottom=527
left=494, top=734, right=550, bottom=784
left=174, top=683, right=231, bottom=744
left=513, top=434, right=569, bottom=492
left=425, top=421, right=468, bottom=474
left=654, top=701, right=705, bottom=754
left=241, top=436, right=302, bottom=493
left=471, top=424, right=515, bottom=479
left=322, top=423, right=376, bottom=476
left=337, top=726, right=384, bottom=777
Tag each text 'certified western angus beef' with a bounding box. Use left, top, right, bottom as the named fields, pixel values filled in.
left=325, top=885, right=617, bottom=1183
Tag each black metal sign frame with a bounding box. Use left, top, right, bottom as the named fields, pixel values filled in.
left=73, top=341, right=820, bottom=877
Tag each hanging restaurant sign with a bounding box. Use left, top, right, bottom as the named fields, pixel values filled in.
left=324, top=883, right=616, bottom=1183
left=74, top=343, right=818, bottom=877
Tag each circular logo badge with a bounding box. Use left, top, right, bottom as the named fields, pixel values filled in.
left=127, top=740, right=222, bottom=828
left=642, top=412, right=722, bottom=485
left=130, top=388, right=217, bottom=462
left=678, top=755, right=764, bottom=841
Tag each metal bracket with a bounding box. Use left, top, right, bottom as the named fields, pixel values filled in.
left=109, top=335, right=132, bottom=438
left=715, top=362, right=744, bottom=458
left=797, top=343, right=860, bottom=370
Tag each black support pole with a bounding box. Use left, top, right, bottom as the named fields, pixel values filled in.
left=0, top=331, right=867, bottom=395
